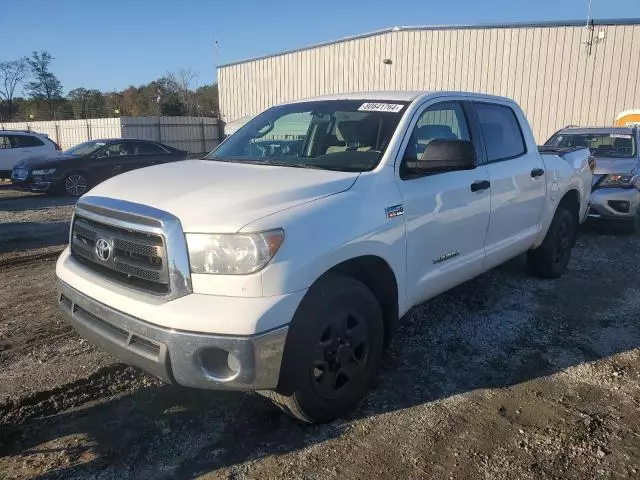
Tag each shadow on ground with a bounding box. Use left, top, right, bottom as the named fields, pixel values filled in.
left=0, top=221, right=71, bottom=254
left=1, top=229, right=639, bottom=479
left=0, top=193, right=76, bottom=212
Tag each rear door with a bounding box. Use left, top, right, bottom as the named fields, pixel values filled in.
left=471, top=101, right=547, bottom=269
left=126, top=141, right=171, bottom=171
left=396, top=99, right=491, bottom=307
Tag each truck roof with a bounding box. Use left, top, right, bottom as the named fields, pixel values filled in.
left=283, top=90, right=518, bottom=105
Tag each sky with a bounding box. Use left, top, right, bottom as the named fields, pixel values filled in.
left=4, top=0, right=640, bottom=95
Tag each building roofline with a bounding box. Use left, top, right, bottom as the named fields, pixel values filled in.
left=218, top=17, right=640, bottom=69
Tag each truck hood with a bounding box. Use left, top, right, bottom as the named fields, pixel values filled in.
left=84, top=160, right=359, bottom=232
left=593, top=157, right=639, bottom=176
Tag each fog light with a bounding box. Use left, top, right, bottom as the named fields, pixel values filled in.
left=199, top=347, right=241, bottom=382
left=608, top=200, right=630, bottom=213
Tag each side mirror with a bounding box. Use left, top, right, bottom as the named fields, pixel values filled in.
left=405, top=139, right=477, bottom=174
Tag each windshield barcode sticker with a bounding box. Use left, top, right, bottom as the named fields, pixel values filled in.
left=358, top=103, right=404, bottom=113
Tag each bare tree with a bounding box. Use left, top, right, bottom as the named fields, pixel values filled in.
left=167, top=69, right=198, bottom=116
left=0, top=57, right=29, bottom=118
left=26, top=51, right=63, bottom=117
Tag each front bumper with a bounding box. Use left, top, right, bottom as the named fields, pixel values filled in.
left=588, top=187, right=640, bottom=220
left=57, top=280, right=289, bottom=390
left=11, top=174, right=54, bottom=192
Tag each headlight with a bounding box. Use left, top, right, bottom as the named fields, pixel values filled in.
left=598, top=173, right=640, bottom=190
left=31, top=168, right=56, bottom=175
left=186, top=229, right=284, bottom=275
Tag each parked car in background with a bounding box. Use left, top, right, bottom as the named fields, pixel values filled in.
left=0, top=130, right=61, bottom=179
left=223, top=115, right=253, bottom=138
left=11, top=139, right=188, bottom=196
left=545, top=126, right=640, bottom=232
left=56, top=91, right=592, bottom=423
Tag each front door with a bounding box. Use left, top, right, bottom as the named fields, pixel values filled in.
left=470, top=101, right=547, bottom=269
left=91, top=142, right=129, bottom=183
left=0, top=135, right=19, bottom=171
left=396, top=100, right=491, bottom=307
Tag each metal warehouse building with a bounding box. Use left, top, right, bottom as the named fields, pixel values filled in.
left=218, top=18, right=640, bottom=142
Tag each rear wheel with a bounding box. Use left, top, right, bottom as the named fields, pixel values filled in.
left=267, top=273, right=384, bottom=424
left=527, top=206, right=575, bottom=279
left=63, top=173, right=88, bottom=197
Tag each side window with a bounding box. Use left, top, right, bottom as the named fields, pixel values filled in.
left=473, top=103, right=526, bottom=161
left=9, top=135, right=45, bottom=148
left=97, top=143, right=128, bottom=157
left=404, top=102, right=470, bottom=161
left=129, top=141, right=166, bottom=155
left=0, top=136, right=11, bottom=149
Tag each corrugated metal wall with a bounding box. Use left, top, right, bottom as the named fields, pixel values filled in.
left=218, top=22, right=640, bottom=142
left=1, top=116, right=222, bottom=154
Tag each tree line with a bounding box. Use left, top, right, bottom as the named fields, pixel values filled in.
left=0, top=51, right=220, bottom=122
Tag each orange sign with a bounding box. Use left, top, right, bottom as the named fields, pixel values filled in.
left=615, top=110, right=640, bottom=127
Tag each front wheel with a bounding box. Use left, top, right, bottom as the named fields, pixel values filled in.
left=63, top=173, right=89, bottom=197
left=527, top=206, right=576, bottom=279
left=623, top=210, right=640, bottom=234
left=266, top=273, right=384, bottom=424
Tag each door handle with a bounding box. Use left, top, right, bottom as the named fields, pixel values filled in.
left=470, top=180, right=491, bottom=192
left=531, top=168, right=545, bottom=178
left=114, top=164, right=121, bottom=171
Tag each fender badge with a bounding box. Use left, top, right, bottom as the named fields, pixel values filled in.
left=385, top=204, right=404, bottom=218
left=433, top=251, right=460, bottom=264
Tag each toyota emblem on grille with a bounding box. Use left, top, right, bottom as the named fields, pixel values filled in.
left=95, top=238, right=113, bottom=262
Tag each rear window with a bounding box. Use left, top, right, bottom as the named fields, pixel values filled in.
left=545, top=133, right=636, bottom=158
left=473, top=103, right=527, bottom=161
left=9, top=135, right=45, bottom=148
left=129, top=141, right=167, bottom=155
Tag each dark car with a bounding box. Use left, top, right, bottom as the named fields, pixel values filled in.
left=11, top=139, right=188, bottom=196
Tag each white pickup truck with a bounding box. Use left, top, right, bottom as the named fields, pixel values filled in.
left=56, top=91, right=592, bottom=423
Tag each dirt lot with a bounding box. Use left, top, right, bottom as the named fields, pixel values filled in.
left=0, top=189, right=639, bottom=479
left=0, top=186, right=75, bottom=256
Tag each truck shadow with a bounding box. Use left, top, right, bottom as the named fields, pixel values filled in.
left=2, top=230, right=639, bottom=478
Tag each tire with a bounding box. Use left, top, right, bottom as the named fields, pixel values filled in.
left=268, top=273, right=384, bottom=424
left=622, top=210, right=640, bottom=234
left=63, top=172, right=89, bottom=197
left=527, top=206, right=576, bottom=279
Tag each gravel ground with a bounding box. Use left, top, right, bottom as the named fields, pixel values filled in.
left=0, top=187, right=75, bottom=255
left=0, top=189, right=639, bottom=479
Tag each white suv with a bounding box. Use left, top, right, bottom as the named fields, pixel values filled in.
left=0, top=130, right=60, bottom=178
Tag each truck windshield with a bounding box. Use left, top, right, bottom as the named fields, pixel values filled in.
left=206, top=100, right=409, bottom=172
left=545, top=133, right=636, bottom=158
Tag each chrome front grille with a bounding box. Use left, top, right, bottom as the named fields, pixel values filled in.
left=68, top=196, right=192, bottom=300
left=71, top=215, right=169, bottom=293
